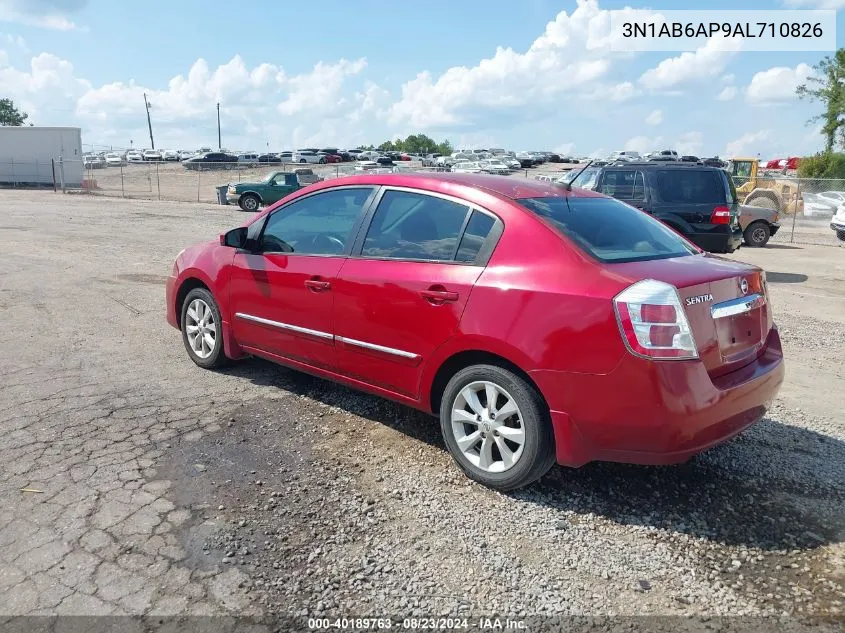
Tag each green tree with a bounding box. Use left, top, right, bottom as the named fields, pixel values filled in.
left=796, top=49, right=845, bottom=152
left=797, top=151, right=845, bottom=179
left=373, top=134, right=454, bottom=156
left=0, top=98, right=28, bottom=126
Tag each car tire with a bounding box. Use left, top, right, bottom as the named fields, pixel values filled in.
left=837, top=230, right=845, bottom=242
left=238, top=194, right=260, bottom=212
left=319, top=157, right=327, bottom=164
left=299, top=159, right=306, bottom=164
left=743, top=221, right=771, bottom=247
left=180, top=288, right=229, bottom=370
left=439, top=364, right=555, bottom=491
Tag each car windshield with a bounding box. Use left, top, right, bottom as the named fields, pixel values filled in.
left=518, top=196, right=699, bottom=263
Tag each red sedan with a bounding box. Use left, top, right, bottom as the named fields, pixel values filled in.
left=166, top=173, right=784, bottom=490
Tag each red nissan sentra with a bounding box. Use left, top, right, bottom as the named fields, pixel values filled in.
left=166, top=173, right=784, bottom=490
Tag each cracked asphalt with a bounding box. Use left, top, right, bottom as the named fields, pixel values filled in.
left=0, top=190, right=842, bottom=627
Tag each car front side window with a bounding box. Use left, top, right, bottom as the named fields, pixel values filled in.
left=260, top=187, right=374, bottom=256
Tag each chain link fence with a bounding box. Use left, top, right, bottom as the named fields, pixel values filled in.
left=2, top=159, right=843, bottom=247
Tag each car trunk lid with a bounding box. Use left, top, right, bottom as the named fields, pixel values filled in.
left=610, top=254, right=771, bottom=376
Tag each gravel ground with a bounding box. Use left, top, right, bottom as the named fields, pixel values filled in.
left=0, top=191, right=842, bottom=631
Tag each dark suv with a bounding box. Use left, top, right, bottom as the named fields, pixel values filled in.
left=573, top=162, right=742, bottom=254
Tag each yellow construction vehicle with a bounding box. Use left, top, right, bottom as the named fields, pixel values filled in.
left=726, top=157, right=804, bottom=215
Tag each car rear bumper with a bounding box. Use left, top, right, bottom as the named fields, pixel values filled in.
left=688, top=227, right=743, bottom=253
left=530, top=326, right=784, bottom=468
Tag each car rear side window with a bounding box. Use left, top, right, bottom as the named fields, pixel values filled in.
left=518, top=196, right=698, bottom=263
left=599, top=170, right=645, bottom=200
left=455, top=211, right=495, bottom=263
left=362, top=190, right=471, bottom=262
left=655, top=169, right=724, bottom=204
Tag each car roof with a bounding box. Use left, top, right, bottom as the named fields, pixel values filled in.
left=601, top=161, right=720, bottom=170
left=312, top=172, right=604, bottom=199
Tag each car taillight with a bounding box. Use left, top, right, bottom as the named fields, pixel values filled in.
left=613, top=279, right=698, bottom=360
left=711, top=206, right=731, bottom=224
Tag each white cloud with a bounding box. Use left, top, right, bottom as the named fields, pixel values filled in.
left=582, top=81, right=637, bottom=102
left=277, top=59, right=366, bottom=116
left=724, top=130, right=771, bottom=157
left=721, top=74, right=735, bottom=84
left=645, top=109, right=663, bottom=126
left=745, top=63, right=814, bottom=104
left=624, top=136, right=662, bottom=154
left=676, top=131, right=703, bottom=156
left=0, top=52, right=90, bottom=122
left=0, top=49, right=7, bottom=66
left=387, top=0, right=655, bottom=128
left=716, top=86, right=737, bottom=101
left=0, top=0, right=83, bottom=30
left=639, top=35, right=741, bottom=91
left=554, top=142, right=577, bottom=155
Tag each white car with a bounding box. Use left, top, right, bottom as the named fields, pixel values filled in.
left=161, top=149, right=180, bottom=161
left=502, top=157, right=521, bottom=170
left=816, top=191, right=845, bottom=205
left=292, top=150, right=326, bottom=164
left=126, top=151, right=143, bottom=163
left=609, top=150, right=641, bottom=162
left=104, top=152, right=125, bottom=167
left=451, top=161, right=484, bottom=174
left=830, top=205, right=845, bottom=241
left=142, top=149, right=161, bottom=161
left=479, top=159, right=510, bottom=175
left=237, top=153, right=259, bottom=166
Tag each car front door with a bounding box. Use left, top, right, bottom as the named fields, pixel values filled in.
left=333, top=188, right=501, bottom=398
left=228, top=186, right=376, bottom=371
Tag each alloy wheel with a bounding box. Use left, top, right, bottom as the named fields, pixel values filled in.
left=184, top=298, right=216, bottom=359
left=751, top=226, right=767, bottom=244
left=451, top=381, right=525, bottom=473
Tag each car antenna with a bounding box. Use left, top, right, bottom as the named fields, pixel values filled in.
left=561, top=159, right=593, bottom=191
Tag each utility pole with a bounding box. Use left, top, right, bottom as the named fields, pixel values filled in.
left=217, top=102, right=221, bottom=150
left=144, top=93, right=155, bottom=150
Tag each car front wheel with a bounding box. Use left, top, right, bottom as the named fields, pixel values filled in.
left=837, top=229, right=845, bottom=242
left=439, top=364, right=555, bottom=491
left=181, top=288, right=229, bottom=369
left=238, top=194, right=260, bottom=212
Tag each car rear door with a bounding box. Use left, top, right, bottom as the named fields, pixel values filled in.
left=649, top=168, right=726, bottom=227
left=228, top=186, right=376, bottom=371
left=596, top=168, right=647, bottom=211
left=332, top=187, right=501, bottom=398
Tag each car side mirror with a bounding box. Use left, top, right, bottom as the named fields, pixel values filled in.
left=221, top=227, right=249, bottom=249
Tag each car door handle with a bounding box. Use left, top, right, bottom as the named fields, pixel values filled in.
left=420, top=289, right=459, bottom=303
left=304, top=279, right=331, bottom=292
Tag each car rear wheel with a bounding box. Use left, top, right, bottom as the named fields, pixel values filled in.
left=299, top=159, right=306, bottom=164
left=439, top=364, right=555, bottom=491
left=181, top=288, right=229, bottom=369
left=743, top=221, right=771, bottom=247
left=837, top=230, right=845, bottom=242
left=238, top=194, right=260, bottom=212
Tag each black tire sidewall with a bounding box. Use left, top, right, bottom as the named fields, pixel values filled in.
left=744, top=221, right=770, bottom=247
left=439, top=364, right=554, bottom=491
left=239, top=195, right=259, bottom=212
left=180, top=288, right=226, bottom=369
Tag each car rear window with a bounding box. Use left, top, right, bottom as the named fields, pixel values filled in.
left=518, top=196, right=698, bottom=263
left=655, top=169, right=725, bottom=204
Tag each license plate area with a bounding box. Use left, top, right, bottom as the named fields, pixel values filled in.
left=715, top=310, right=764, bottom=362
